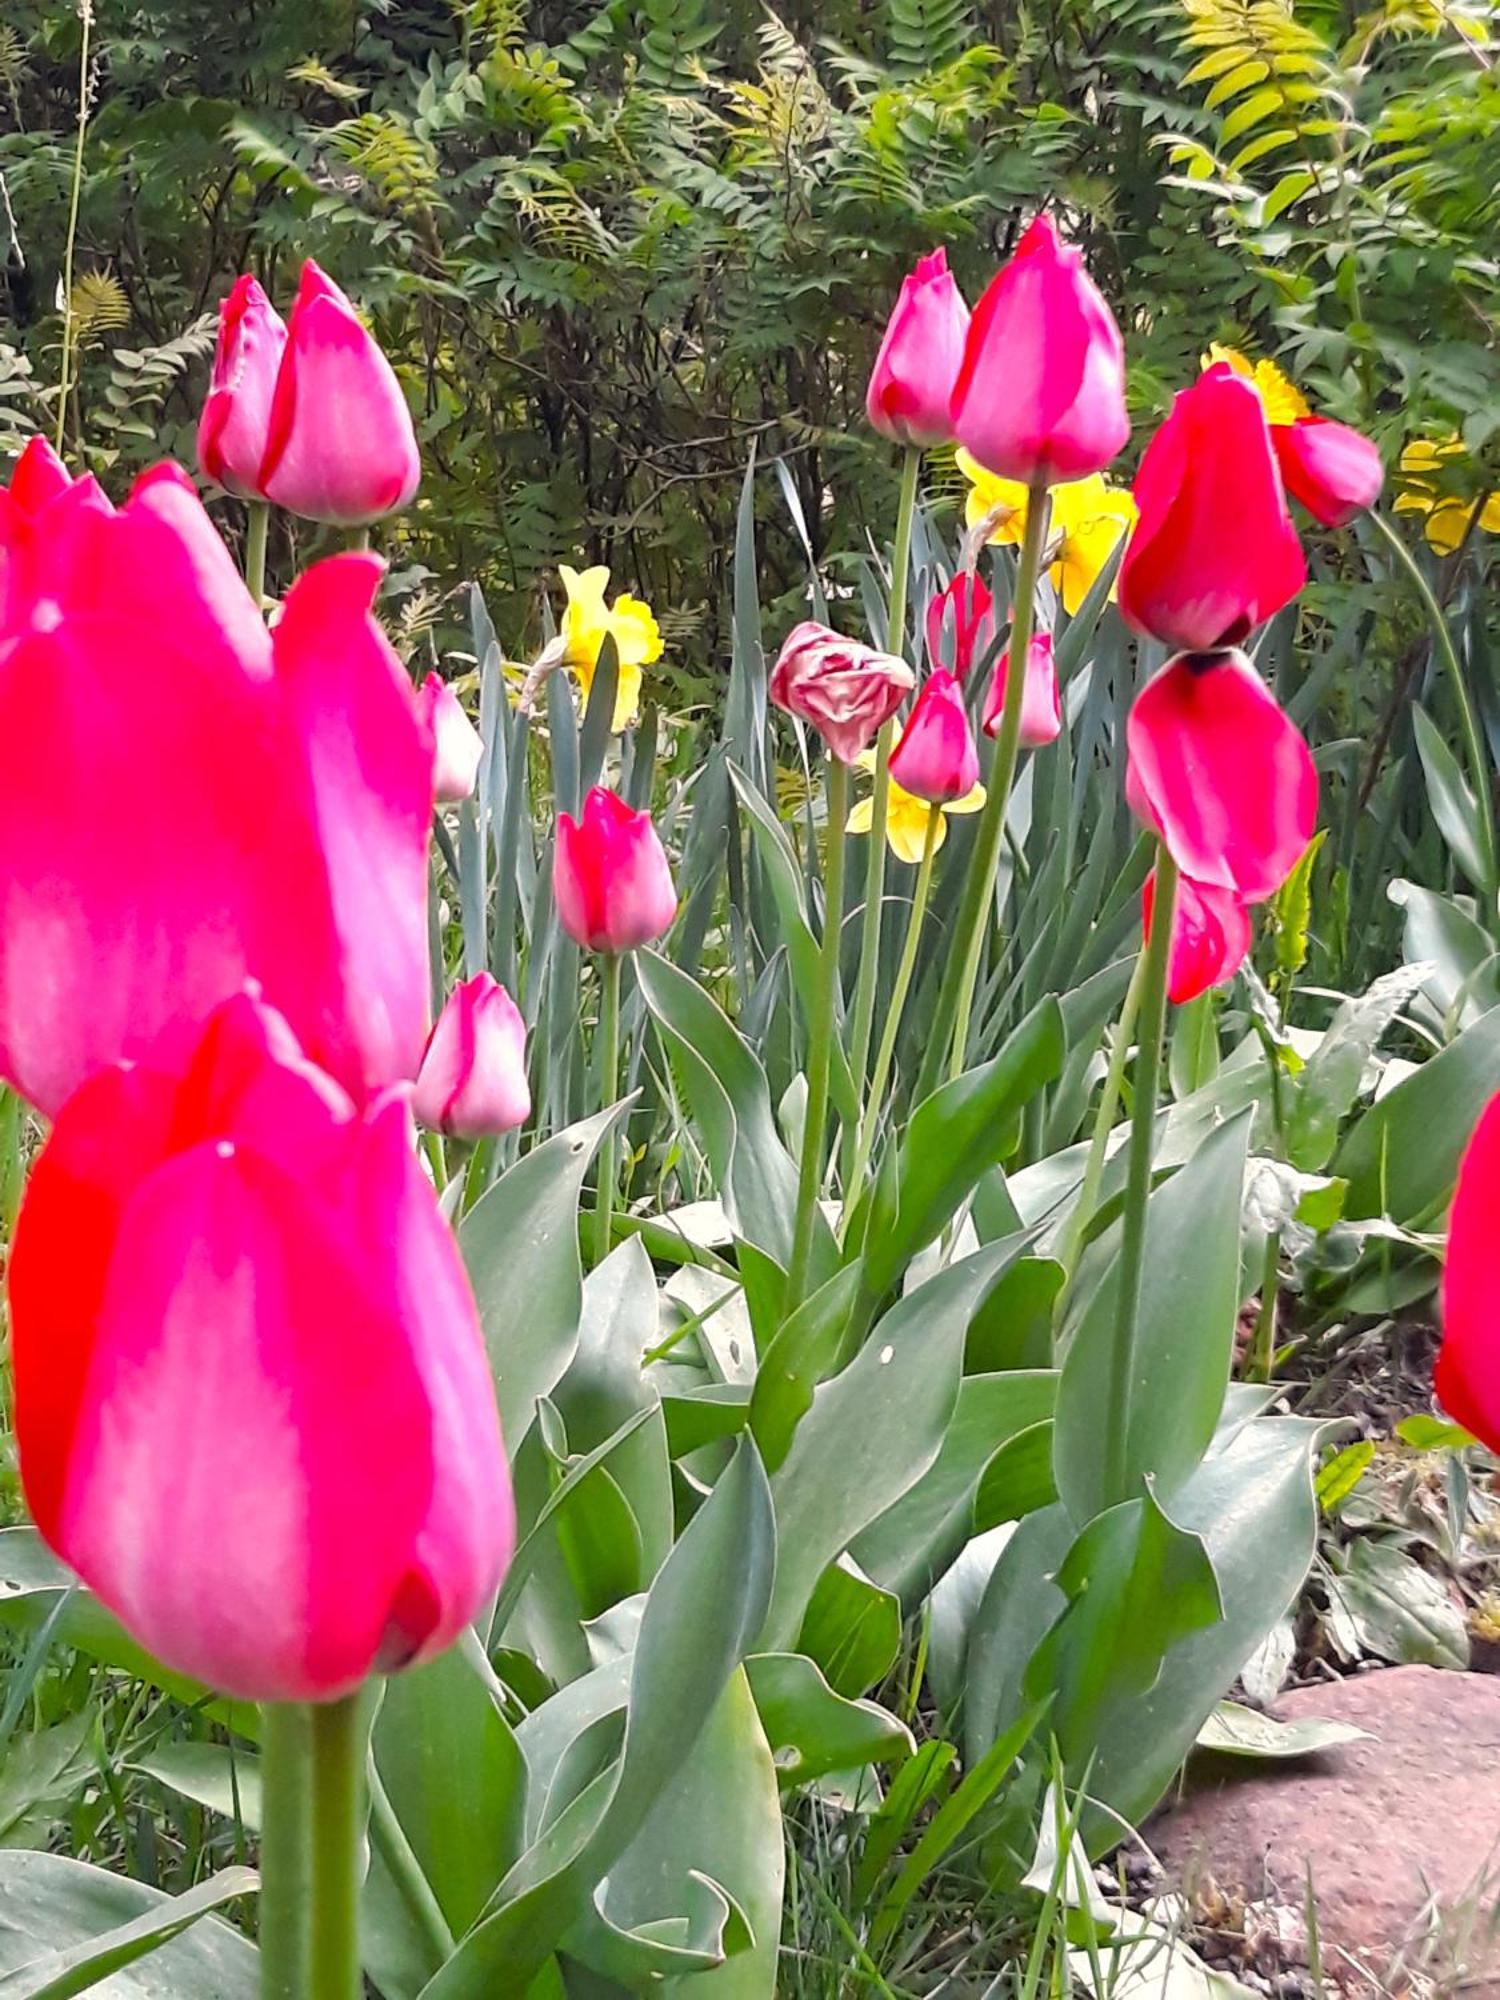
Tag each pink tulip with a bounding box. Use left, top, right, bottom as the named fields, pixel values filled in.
left=256, top=261, right=421, bottom=526
left=950, top=215, right=1130, bottom=485
left=1119, top=364, right=1306, bottom=651
left=414, top=974, right=530, bottom=1138
left=1272, top=415, right=1384, bottom=530
left=1143, top=867, right=1252, bottom=1004
left=888, top=671, right=979, bottom=803
left=982, top=630, right=1062, bottom=749
left=1126, top=648, right=1317, bottom=902
left=924, top=570, right=996, bottom=680
left=866, top=248, right=971, bottom=449
left=769, top=620, right=916, bottom=766
left=0, top=436, right=79, bottom=629
left=0, top=463, right=433, bottom=1115
left=196, top=275, right=288, bottom=501
left=419, top=672, right=483, bottom=803
left=556, top=787, right=677, bottom=954
left=1438, top=1092, right=1500, bottom=1452
left=9, top=992, right=513, bottom=1702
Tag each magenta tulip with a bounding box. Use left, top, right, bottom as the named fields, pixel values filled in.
left=196, top=274, right=288, bottom=501
left=1272, top=415, right=1384, bottom=530
left=9, top=992, right=513, bottom=1702
left=0, top=436, right=79, bottom=628
left=1438, top=1093, right=1500, bottom=1451
left=770, top=620, right=915, bottom=766
left=1126, top=648, right=1317, bottom=902
left=414, top=974, right=530, bottom=1139
left=982, top=630, right=1062, bottom=749
left=1143, top=867, right=1252, bottom=1004
left=556, top=787, right=677, bottom=954
left=888, top=670, right=979, bottom=803
left=924, top=570, right=996, bottom=680
left=420, top=672, right=483, bottom=804
left=1119, top=364, right=1306, bottom=651
left=866, top=248, right=971, bottom=450
left=950, top=215, right=1129, bottom=485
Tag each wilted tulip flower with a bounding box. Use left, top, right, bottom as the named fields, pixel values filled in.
left=924, top=570, right=996, bottom=680
left=419, top=672, right=483, bottom=803
left=1126, top=648, right=1317, bottom=903
left=888, top=671, right=979, bottom=803
left=982, top=630, right=1062, bottom=749
left=9, top=992, right=514, bottom=1702
left=196, top=274, right=288, bottom=501
left=866, top=248, right=971, bottom=450
left=1437, top=1093, right=1500, bottom=1451
left=555, top=787, right=678, bottom=954
left=770, top=621, right=915, bottom=766
left=951, top=214, right=1130, bottom=486
left=1143, top=867, right=1252, bottom=1005
left=1272, top=417, right=1384, bottom=530
left=414, top=974, right=530, bottom=1139
left=1119, top=364, right=1306, bottom=652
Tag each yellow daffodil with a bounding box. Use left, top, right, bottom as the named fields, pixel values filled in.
left=956, top=451, right=1138, bottom=615
left=1203, top=343, right=1310, bottom=427
left=846, top=750, right=985, bottom=863
left=559, top=564, right=663, bottom=732
left=1393, top=436, right=1500, bottom=556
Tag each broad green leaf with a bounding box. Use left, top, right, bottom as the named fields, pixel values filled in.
left=1396, top=1413, right=1474, bottom=1450
left=963, top=1249, right=1062, bottom=1372
left=973, top=1421, right=1059, bottom=1527
left=1389, top=878, right=1500, bottom=1026
left=1327, top=1539, right=1469, bottom=1667
left=1284, top=964, right=1427, bottom=1173
left=748, top=1262, right=866, bottom=1474
left=0, top=1715, right=90, bottom=1840
left=1194, top=1702, right=1369, bottom=1760
left=1413, top=703, right=1488, bottom=889
left=1170, top=991, right=1220, bottom=1101
left=1315, top=1440, right=1374, bottom=1513
left=745, top=1653, right=913, bottom=1786
left=963, top=1508, right=1074, bottom=1766
left=794, top=1559, right=902, bottom=1699
left=1334, top=1003, right=1500, bottom=1222
left=132, top=1743, right=261, bottom=1828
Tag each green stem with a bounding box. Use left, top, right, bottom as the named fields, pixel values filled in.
left=1100, top=845, right=1178, bottom=1507
left=593, top=951, right=622, bottom=1266
left=788, top=757, right=849, bottom=1307
left=345, top=524, right=372, bottom=553
left=307, top=1695, right=365, bottom=2000
left=244, top=500, right=270, bottom=610
left=54, top=0, right=91, bottom=453
left=1055, top=947, right=1149, bottom=1290
left=1250, top=1227, right=1282, bottom=1383
left=258, top=1705, right=311, bottom=2000
left=368, top=1765, right=454, bottom=1963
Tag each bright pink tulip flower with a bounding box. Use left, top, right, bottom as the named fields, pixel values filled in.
left=9, top=992, right=513, bottom=1702
left=556, top=787, right=677, bottom=954
left=0, top=436, right=79, bottom=628
left=1438, top=1092, right=1500, bottom=1451
left=414, top=974, right=530, bottom=1139
left=866, top=248, right=971, bottom=450
left=0, top=463, right=433, bottom=1114
left=982, top=630, right=1062, bottom=749
left=256, top=261, right=421, bottom=526
left=951, top=214, right=1130, bottom=486
left=1119, top=364, right=1307, bottom=651
left=196, top=274, right=288, bottom=501
left=888, top=670, right=979, bottom=803
left=1272, top=415, right=1384, bottom=530
left=924, top=570, right=996, bottom=680
left=770, top=620, right=916, bottom=766
left=419, top=672, right=483, bottom=803
left=1143, top=867, right=1252, bottom=1004
left=1126, top=648, right=1317, bottom=903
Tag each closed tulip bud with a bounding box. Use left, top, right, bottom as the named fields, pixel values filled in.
left=1143, top=867, right=1252, bottom=1004
left=924, top=570, right=996, bottom=680
left=951, top=214, right=1130, bottom=486
left=556, top=786, right=677, bottom=954
left=419, top=672, right=483, bottom=803
left=1438, top=1093, right=1500, bottom=1452
left=257, top=261, right=421, bottom=526
left=888, top=670, right=979, bottom=803
left=770, top=620, right=916, bottom=766
left=866, top=248, right=971, bottom=449
left=196, top=275, right=288, bottom=501
left=9, top=993, right=514, bottom=1702
left=414, top=974, right=530, bottom=1139
left=1272, top=416, right=1384, bottom=529
left=1126, top=649, right=1317, bottom=903
left=1, top=436, right=80, bottom=630
left=1119, top=365, right=1306, bottom=651
left=982, top=630, right=1062, bottom=749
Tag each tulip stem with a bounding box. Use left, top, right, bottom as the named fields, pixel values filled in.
left=307, top=1694, right=365, bottom=2000
left=1055, top=946, right=1149, bottom=1294
left=1101, top=845, right=1178, bottom=1508
left=788, top=757, right=849, bottom=1309
left=244, top=501, right=270, bottom=610
left=593, top=951, right=623, bottom=1266
left=942, top=482, right=1052, bottom=1082
left=259, top=1705, right=311, bottom=1999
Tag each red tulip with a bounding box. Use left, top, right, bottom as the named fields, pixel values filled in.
left=866, top=248, right=971, bottom=450
left=1119, top=364, right=1306, bottom=652
left=1126, top=648, right=1316, bottom=902
left=1272, top=416, right=1384, bottom=530
left=770, top=620, right=915, bottom=766
left=924, top=570, right=996, bottom=680
left=951, top=215, right=1129, bottom=485
left=1143, top=867, right=1252, bottom=1004
left=414, top=974, right=530, bottom=1139
left=556, top=787, right=677, bottom=954
left=1438, top=1093, right=1500, bottom=1451
left=982, top=630, right=1062, bottom=749
left=196, top=275, right=288, bottom=501
left=9, top=992, right=513, bottom=1701
left=257, top=261, right=421, bottom=526
left=419, top=672, right=483, bottom=803
left=0, top=464, right=434, bottom=1114
left=0, top=436, right=80, bottom=628
left=889, top=670, right=979, bottom=803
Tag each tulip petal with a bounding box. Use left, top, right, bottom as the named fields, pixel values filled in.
left=1438, top=1095, right=1500, bottom=1452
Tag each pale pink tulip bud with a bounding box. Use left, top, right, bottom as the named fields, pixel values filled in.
left=419, top=673, right=483, bottom=803
left=982, top=630, right=1062, bottom=749
left=414, top=974, right=530, bottom=1139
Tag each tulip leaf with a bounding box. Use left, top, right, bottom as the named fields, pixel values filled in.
left=1334, top=999, right=1500, bottom=1221
left=748, top=1261, right=866, bottom=1474
left=795, top=1558, right=903, bottom=1699
left=1412, top=701, right=1488, bottom=890
left=746, top=1652, right=914, bottom=1787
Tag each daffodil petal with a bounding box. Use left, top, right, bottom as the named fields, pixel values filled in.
left=847, top=798, right=875, bottom=835
left=944, top=784, right=986, bottom=816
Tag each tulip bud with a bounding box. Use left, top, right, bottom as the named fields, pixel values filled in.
left=257, top=261, right=421, bottom=526
left=9, top=993, right=514, bottom=1702
left=1126, top=648, right=1317, bottom=903
left=555, top=786, right=677, bottom=954
left=196, top=275, right=288, bottom=501
left=769, top=620, right=916, bottom=766
left=982, top=630, right=1062, bottom=749
left=1143, top=867, right=1252, bottom=1004
left=866, top=248, right=971, bottom=450
left=419, top=672, right=483, bottom=803
left=1119, top=365, right=1306, bottom=652
left=1438, top=1092, right=1500, bottom=1451
left=414, top=974, right=530, bottom=1139
left=888, top=670, right=979, bottom=803
left=1, top=437, right=79, bottom=632
left=924, top=570, right=996, bottom=680
left=951, top=215, right=1130, bottom=486
left=1272, top=416, right=1384, bottom=530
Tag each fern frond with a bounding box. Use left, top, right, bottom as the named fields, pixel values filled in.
left=286, top=59, right=365, bottom=102
left=886, top=0, right=978, bottom=76
left=67, top=271, right=129, bottom=344
left=329, top=112, right=441, bottom=216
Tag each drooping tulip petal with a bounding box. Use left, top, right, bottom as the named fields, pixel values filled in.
left=197, top=275, right=288, bottom=501
left=1143, top=867, right=1253, bottom=1004
left=866, top=248, right=971, bottom=450
left=770, top=620, right=915, bottom=766
left=419, top=672, right=483, bottom=803
left=1438, top=1093, right=1500, bottom=1451
left=982, top=630, right=1062, bottom=749
left=1272, top=416, right=1384, bottom=530
left=414, top=974, right=530, bottom=1139
left=888, top=670, right=979, bottom=803
left=555, top=787, right=677, bottom=954
left=924, top=570, right=996, bottom=680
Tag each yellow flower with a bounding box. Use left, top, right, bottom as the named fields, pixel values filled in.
left=957, top=452, right=1137, bottom=614
left=846, top=753, right=985, bottom=863
left=559, top=564, right=663, bottom=732
left=1203, top=343, right=1310, bottom=427
left=1394, top=435, right=1500, bottom=556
